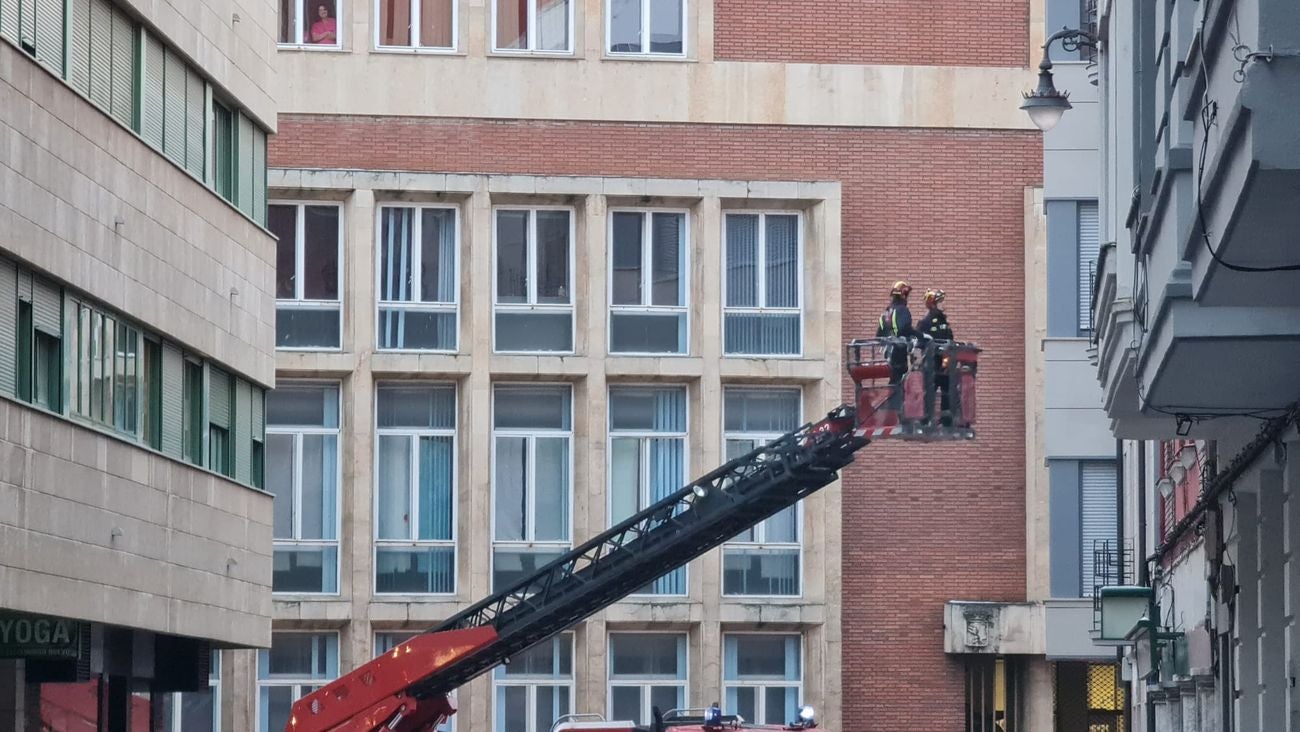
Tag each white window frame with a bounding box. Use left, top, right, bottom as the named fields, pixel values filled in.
left=607, top=208, right=690, bottom=356
left=373, top=382, right=459, bottom=596
left=721, top=211, right=805, bottom=359
left=604, top=0, right=687, bottom=57
left=721, top=633, right=803, bottom=726
left=374, top=204, right=461, bottom=353
left=491, top=206, right=576, bottom=355
left=492, top=634, right=575, bottom=732
left=607, top=384, right=689, bottom=597
left=373, top=0, right=460, bottom=51
left=607, top=631, right=689, bottom=724
left=271, top=200, right=344, bottom=352
left=268, top=381, right=343, bottom=597
left=373, top=632, right=457, bottom=731
left=256, top=631, right=340, bottom=732
left=489, top=0, right=575, bottom=54
left=721, top=387, right=804, bottom=598
left=279, top=0, right=345, bottom=48
left=490, top=383, right=575, bottom=585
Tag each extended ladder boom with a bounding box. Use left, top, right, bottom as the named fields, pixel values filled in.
left=290, top=407, right=864, bottom=731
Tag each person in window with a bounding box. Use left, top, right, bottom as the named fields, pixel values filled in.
left=918, top=289, right=956, bottom=426
left=876, top=280, right=921, bottom=410
left=309, top=3, right=337, bottom=44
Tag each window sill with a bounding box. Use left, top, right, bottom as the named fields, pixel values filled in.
left=487, top=49, right=579, bottom=59
left=603, top=52, right=693, bottom=63
left=276, top=346, right=345, bottom=353
left=277, top=44, right=347, bottom=52
left=371, top=46, right=463, bottom=56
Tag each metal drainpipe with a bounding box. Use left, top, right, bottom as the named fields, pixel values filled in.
left=1136, top=440, right=1155, bottom=732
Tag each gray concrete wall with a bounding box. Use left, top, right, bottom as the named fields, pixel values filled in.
left=0, top=396, right=273, bottom=648
left=0, top=40, right=277, bottom=387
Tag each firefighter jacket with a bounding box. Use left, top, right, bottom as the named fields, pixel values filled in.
left=876, top=301, right=920, bottom=340
left=917, top=309, right=954, bottom=342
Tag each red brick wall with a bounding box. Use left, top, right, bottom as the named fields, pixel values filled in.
left=712, top=0, right=1030, bottom=67
left=271, top=115, right=1040, bottom=732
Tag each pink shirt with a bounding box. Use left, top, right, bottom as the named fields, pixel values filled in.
left=310, top=16, right=337, bottom=44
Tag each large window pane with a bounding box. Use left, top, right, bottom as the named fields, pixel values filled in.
left=725, top=215, right=759, bottom=308
left=496, top=211, right=528, bottom=303
left=378, top=385, right=456, bottom=428
left=421, top=209, right=457, bottom=302
left=376, top=435, right=412, bottom=540
left=724, top=388, right=800, bottom=433
left=271, top=546, right=338, bottom=593
left=300, top=435, right=337, bottom=540
left=536, top=0, right=568, bottom=50
left=492, top=548, right=566, bottom=590
left=608, top=0, right=640, bottom=52
left=270, top=205, right=298, bottom=299
left=648, top=0, right=683, bottom=53
left=277, top=308, right=341, bottom=349
left=267, top=386, right=340, bottom=427
left=378, top=0, right=412, bottom=45
left=494, top=436, right=526, bottom=541
left=611, top=212, right=643, bottom=305
left=650, top=213, right=683, bottom=306
left=303, top=207, right=340, bottom=300
left=494, top=0, right=527, bottom=49
left=275, top=203, right=342, bottom=350
left=376, top=546, right=455, bottom=593
left=764, top=215, right=799, bottom=308
left=535, top=211, right=570, bottom=304
left=493, top=386, right=572, bottom=429
left=533, top=437, right=569, bottom=541
left=495, top=312, right=572, bottom=352
left=421, top=0, right=454, bottom=46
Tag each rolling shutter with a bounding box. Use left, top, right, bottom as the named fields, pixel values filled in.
left=1079, top=461, right=1118, bottom=597
left=140, top=31, right=164, bottom=149
left=184, top=67, right=205, bottom=177
left=108, top=8, right=133, bottom=127
left=31, top=275, right=61, bottom=334
left=0, top=0, right=18, bottom=44
left=87, top=0, right=112, bottom=111
left=66, top=0, right=91, bottom=95
left=33, top=0, right=64, bottom=75
left=160, top=342, right=184, bottom=458
left=17, top=0, right=33, bottom=56
left=208, top=365, right=230, bottom=429
left=234, top=378, right=252, bottom=484
left=0, top=257, right=16, bottom=396
left=251, top=127, right=266, bottom=225
left=251, top=384, right=264, bottom=438
left=162, top=48, right=185, bottom=165
left=236, top=113, right=254, bottom=215
left=1077, top=201, right=1100, bottom=332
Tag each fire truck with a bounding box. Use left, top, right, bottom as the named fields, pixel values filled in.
left=286, top=337, right=980, bottom=732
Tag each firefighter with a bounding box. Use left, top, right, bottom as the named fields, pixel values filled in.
left=918, top=288, right=955, bottom=426
left=876, top=281, right=921, bottom=410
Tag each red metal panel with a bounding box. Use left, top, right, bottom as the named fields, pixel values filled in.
left=287, top=626, right=498, bottom=732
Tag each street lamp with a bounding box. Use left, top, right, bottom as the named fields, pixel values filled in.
left=1021, top=27, right=1100, bottom=132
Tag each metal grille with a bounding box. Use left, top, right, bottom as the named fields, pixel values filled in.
left=1090, top=539, right=1134, bottom=632
left=1054, top=662, right=1127, bottom=732
left=965, top=656, right=1023, bottom=732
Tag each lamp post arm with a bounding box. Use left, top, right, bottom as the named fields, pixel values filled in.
left=1037, top=27, right=1101, bottom=70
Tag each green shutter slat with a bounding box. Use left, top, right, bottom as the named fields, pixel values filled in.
left=184, top=68, right=204, bottom=177
left=208, top=365, right=230, bottom=429
left=251, top=383, right=264, bottom=435
left=31, top=276, right=60, bottom=334
left=0, top=0, right=18, bottom=44
left=33, top=0, right=64, bottom=75
left=87, top=0, right=112, bottom=110
left=162, top=49, right=185, bottom=165
left=17, top=0, right=33, bottom=51
left=159, top=342, right=183, bottom=457
left=141, top=31, right=164, bottom=148
left=236, top=113, right=254, bottom=216
left=234, top=378, right=252, bottom=483
left=109, top=8, right=133, bottom=127
left=252, top=127, right=266, bottom=225
left=0, top=256, right=16, bottom=397
left=67, top=0, right=91, bottom=95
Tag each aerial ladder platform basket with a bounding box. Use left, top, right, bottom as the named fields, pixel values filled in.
left=287, top=337, right=982, bottom=732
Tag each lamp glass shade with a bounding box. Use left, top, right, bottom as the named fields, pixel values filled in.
left=1098, top=586, right=1152, bottom=642
left=1025, top=104, right=1067, bottom=132
left=1169, top=463, right=1187, bottom=484
left=1179, top=445, right=1198, bottom=470
left=1157, top=477, right=1175, bottom=498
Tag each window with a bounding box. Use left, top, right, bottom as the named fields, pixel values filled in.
left=375, top=633, right=455, bottom=731
left=1045, top=200, right=1100, bottom=337
left=608, top=386, right=687, bottom=595
left=375, top=384, right=457, bottom=594
left=141, top=338, right=162, bottom=450
left=494, top=209, right=573, bottom=353
left=72, top=302, right=140, bottom=434
left=1048, top=459, right=1118, bottom=598
left=212, top=102, right=235, bottom=202
left=182, top=358, right=204, bottom=465
left=1077, top=201, right=1100, bottom=333
left=492, top=0, right=571, bottom=52
left=609, top=211, right=687, bottom=354
left=722, top=634, right=801, bottom=726
left=609, top=633, right=686, bottom=725
left=268, top=384, right=341, bottom=594
left=15, top=279, right=62, bottom=413
left=722, top=388, right=802, bottom=596
left=139, top=31, right=206, bottom=178
left=723, top=213, right=802, bottom=356
left=159, top=653, right=220, bottom=731
left=492, top=385, right=572, bottom=590
left=493, top=634, right=573, bottom=732
left=2, top=0, right=65, bottom=72
left=607, top=0, right=683, bottom=55
left=281, top=0, right=341, bottom=46
left=207, top=367, right=234, bottom=477
left=66, top=0, right=133, bottom=126
left=1079, top=461, right=1117, bottom=597
left=258, top=633, right=339, bottom=732
left=269, top=203, right=343, bottom=349
left=964, top=656, right=1023, bottom=732
left=378, top=206, right=459, bottom=351
left=376, top=0, right=455, bottom=49
left=211, top=104, right=267, bottom=225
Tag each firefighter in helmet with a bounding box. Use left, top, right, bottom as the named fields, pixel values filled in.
left=876, top=281, right=922, bottom=409
left=917, top=288, right=955, bottom=426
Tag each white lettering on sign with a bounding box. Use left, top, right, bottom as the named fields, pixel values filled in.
left=0, top=618, right=73, bottom=646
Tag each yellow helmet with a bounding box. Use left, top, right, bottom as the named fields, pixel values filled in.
left=924, top=288, right=946, bottom=308
left=890, top=281, right=912, bottom=297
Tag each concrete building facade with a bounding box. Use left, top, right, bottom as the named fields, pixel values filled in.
left=0, top=0, right=278, bottom=723
left=211, top=0, right=1042, bottom=730
left=1084, top=0, right=1300, bottom=727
